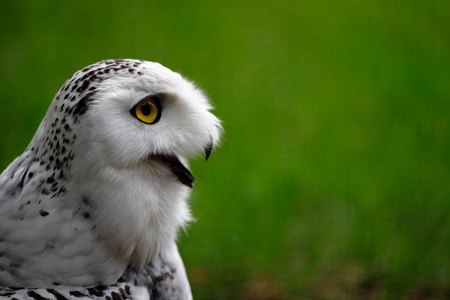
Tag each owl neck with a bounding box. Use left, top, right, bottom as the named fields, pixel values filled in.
left=72, top=160, right=193, bottom=268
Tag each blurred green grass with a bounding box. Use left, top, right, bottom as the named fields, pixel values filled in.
left=1, top=1, right=449, bottom=299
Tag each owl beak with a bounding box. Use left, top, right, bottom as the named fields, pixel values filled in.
left=149, top=136, right=213, bottom=188
left=149, top=153, right=195, bottom=188
left=204, top=136, right=213, bottom=161
left=166, top=156, right=195, bottom=188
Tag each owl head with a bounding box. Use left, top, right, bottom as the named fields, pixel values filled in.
left=26, top=59, right=222, bottom=267
left=36, top=59, right=221, bottom=188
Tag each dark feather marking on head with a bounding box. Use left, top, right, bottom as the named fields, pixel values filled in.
left=18, top=169, right=28, bottom=188
left=72, top=91, right=96, bottom=117
left=77, top=79, right=91, bottom=93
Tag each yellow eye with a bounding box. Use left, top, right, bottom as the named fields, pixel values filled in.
left=132, top=97, right=161, bottom=124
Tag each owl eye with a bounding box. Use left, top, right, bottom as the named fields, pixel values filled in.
left=132, top=97, right=161, bottom=124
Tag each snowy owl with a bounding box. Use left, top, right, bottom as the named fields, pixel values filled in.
left=0, top=59, right=221, bottom=299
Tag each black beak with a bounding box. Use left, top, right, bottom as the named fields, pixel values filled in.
left=204, top=136, right=213, bottom=161
left=150, top=153, right=195, bottom=188
left=149, top=136, right=214, bottom=188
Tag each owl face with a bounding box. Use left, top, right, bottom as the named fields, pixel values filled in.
left=55, top=60, right=221, bottom=187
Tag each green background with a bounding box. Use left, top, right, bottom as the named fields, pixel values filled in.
left=1, top=1, right=449, bottom=299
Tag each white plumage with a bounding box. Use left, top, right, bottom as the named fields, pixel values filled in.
left=0, top=59, right=221, bottom=299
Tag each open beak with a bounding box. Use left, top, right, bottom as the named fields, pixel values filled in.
left=149, top=137, right=214, bottom=188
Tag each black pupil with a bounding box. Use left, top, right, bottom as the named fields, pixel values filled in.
left=141, top=102, right=152, bottom=116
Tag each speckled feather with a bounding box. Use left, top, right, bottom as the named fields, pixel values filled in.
left=0, top=59, right=222, bottom=299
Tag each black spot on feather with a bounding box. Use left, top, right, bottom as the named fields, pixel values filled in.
left=69, top=291, right=86, bottom=298
left=46, top=289, right=69, bottom=300
left=39, top=209, right=49, bottom=217
left=87, top=286, right=106, bottom=297
left=110, top=291, right=122, bottom=300
left=73, top=91, right=96, bottom=117
left=27, top=290, right=49, bottom=300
